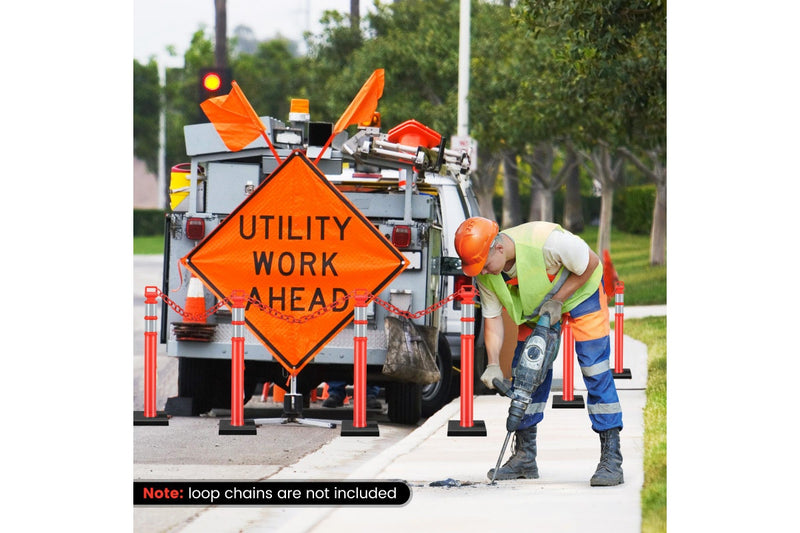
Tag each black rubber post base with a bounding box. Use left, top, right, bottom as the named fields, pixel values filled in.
left=340, top=420, right=379, bottom=436
left=218, top=419, right=257, bottom=435
left=134, top=411, right=169, bottom=426
left=612, top=368, right=632, bottom=379
left=447, top=420, right=487, bottom=436
left=552, top=394, right=585, bottom=409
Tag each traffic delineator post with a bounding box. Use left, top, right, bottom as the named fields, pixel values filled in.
left=552, top=315, right=585, bottom=409
left=448, top=285, right=487, bottom=436
left=134, top=286, right=169, bottom=426
left=260, top=383, right=270, bottom=402
left=342, top=289, right=379, bottom=436
left=612, top=281, right=632, bottom=379
left=220, top=290, right=257, bottom=435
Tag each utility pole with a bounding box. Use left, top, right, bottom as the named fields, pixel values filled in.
left=452, top=0, right=476, bottom=170
left=215, top=0, right=227, bottom=68
left=351, top=0, right=360, bottom=28
left=457, top=0, right=470, bottom=137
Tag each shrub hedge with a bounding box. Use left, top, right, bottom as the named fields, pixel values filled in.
left=613, top=184, right=656, bottom=235
left=134, top=209, right=167, bottom=236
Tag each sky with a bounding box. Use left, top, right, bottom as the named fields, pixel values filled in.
left=134, top=0, right=372, bottom=63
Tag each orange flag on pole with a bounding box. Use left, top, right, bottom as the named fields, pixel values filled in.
left=200, top=81, right=266, bottom=152
left=333, top=69, right=385, bottom=134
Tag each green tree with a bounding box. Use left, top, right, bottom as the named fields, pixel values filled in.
left=303, top=9, right=366, bottom=123
left=133, top=59, right=160, bottom=174
left=232, top=37, right=306, bottom=120
left=515, top=0, right=666, bottom=257
left=163, top=28, right=216, bottom=171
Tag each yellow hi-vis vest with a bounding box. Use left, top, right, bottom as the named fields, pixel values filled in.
left=477, top=222, right=603, bottom=326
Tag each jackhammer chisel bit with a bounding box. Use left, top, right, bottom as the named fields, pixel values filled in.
left=490, top=430, right=513, bottom=485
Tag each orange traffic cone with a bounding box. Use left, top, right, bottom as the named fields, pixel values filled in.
left=273, top=385, right=285, bottom=403
left=321, top=382, right=330, bottom=400
left=185, top=276, right=206, bottom=323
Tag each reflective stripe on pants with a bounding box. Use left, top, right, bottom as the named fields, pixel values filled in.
left=513, top=284, right=623, bottom=432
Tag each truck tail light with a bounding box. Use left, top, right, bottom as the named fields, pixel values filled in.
left=391, top=225, right=412, bottom=248
left=186, top=218, right=206, bottom=240
left=454, top=274, right=471, bottom=294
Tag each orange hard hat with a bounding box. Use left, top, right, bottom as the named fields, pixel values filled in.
left=455, top=217, right=500, bottom=277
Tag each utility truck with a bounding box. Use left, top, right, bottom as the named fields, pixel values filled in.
left=162, top=99, right=485, bottom=425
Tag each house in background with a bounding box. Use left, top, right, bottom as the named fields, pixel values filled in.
left=134, top=158, right=160, bottom=209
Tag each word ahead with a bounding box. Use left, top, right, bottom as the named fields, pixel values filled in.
left=183, top=152, right=408, bottom=374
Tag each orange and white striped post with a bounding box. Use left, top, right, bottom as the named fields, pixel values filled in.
left=134, top=286, right=168, bottom=425
left=613, top=281, right=632, bottom=379
left=552, top=315, right=584, bottom=408
left=342, top=290, right=379, bottom=436
left=448, top=285, right=486, bottom=436
left=220, top=290, right=256, bottom=435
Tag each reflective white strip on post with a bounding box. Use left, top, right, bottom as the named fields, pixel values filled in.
left=461, top=302, right=474, bottom=336
left=145, top=301, right=158, bottom=333
left=232, top=306, right=245, bottom=338
left=615, top=290, right=624, bottom=314
left=354, top=305, right=367, bottom=338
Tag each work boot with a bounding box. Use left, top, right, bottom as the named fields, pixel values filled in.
left=590, top=428, right=624, bottom=486
left=487, top=426, right=539, bottom=480
left=322, top=394, right=344, bottom=408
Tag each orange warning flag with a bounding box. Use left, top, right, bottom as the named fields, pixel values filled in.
left=333, top=69, right=385, bottom=134
left=602, top=249, right=619, bottom=303
left=200, top=81, right=265, bottom=152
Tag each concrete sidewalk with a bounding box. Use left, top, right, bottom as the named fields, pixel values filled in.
left=180, top=325, right=649, bottom=533
left=303, top=333, right=647, bottom=533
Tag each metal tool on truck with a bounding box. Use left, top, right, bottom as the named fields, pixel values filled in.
left=162, top=99, right=485, bottom=425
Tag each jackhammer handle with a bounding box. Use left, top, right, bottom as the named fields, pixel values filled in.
left=492, top=378, right=513, bottom=398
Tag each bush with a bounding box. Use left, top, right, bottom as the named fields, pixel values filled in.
left=133, top=209, right=167, bottom=236
left=614, top=184, right=655, bottom=235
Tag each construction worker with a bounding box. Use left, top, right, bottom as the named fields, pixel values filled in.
left=454, top=217, right=623, bottom=486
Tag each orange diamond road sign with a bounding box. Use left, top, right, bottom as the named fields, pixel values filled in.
left=182, top=151, right=409, bottom=375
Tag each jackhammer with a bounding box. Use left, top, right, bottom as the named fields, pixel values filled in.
left=490, top=312, right=561, bottom=484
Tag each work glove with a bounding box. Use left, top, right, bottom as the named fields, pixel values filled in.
left=540, top=299, right=563, bottom=324
left=481, top=364, right=504, bottom=390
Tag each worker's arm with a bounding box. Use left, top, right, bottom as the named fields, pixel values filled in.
left=480, top=315, right=505, bottom=389
left=551, top=249, right=600, bottom=304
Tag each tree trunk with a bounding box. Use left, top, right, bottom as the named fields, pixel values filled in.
left=502, top=151, right=521, bottom=227
left=581, top=143, right=623, bottom=255
left=214, top=0, right=227, bottom=68
left=617, top=146, right=667, bottom=266
left=597, top=184, right=614, bottom=254
left=474, top=152, right=502, bottom=223
left=650, top=174, right=666, bottom=265
left=563, top=145, right=584, bottom=233
left=526, top=141, right=578, bottom=224
left=529, top=179, right=544, bottom=221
